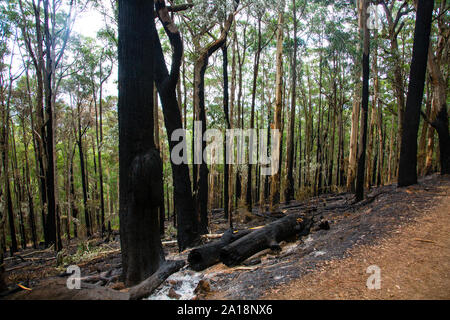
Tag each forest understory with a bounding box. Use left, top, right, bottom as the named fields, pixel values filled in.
left=3, top=173, right=449, bottom=300
left=1, top=0, right=449, bottom=302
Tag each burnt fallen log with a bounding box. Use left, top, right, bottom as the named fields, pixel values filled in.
left=128, top=260, right=185, bottom=300
left=220, top=213, right=313, bottom=267
left=188, top=229, right=253, bottom=271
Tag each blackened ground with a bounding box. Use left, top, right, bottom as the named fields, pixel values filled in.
left=206, top=174, right=450, bottom=299
left=3, top=174, right=449, bottom=300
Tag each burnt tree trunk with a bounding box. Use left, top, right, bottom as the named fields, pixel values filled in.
left=222, top=43, right=231, bottom=221
left=192, top=3, right=239, bottom=234
left=285, top=0, right=297, bottom=202
left=246, top=15, right=262, bottom=211
left=193, top=55, right=211, bottom=235
left=355, top=0, right=370, bottom=202
left=69, top=153, right=78, bottom=238
left=426, top=0, right=450, bottom=175
left=153, top=0, right=200, bottom=251
left=398, top=0, right=434, bottom=187
left=21, top=117, right=38, bottom=248
left=76, top=108, right=91, bottom=238
left=118, top=0, right=165, bottom=286
left=43, top=0, right=58, bottom=250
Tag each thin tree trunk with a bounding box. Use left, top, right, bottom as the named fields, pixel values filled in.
left=355, top=0, right=370, bottom=202
left=43, top=0, right=58, bottom=250
left=418, top=79, right=431, bottom=175
left=192, top=6, right=238, bottom=234
left=347, top=0, right=364, bottom=192
left=153, top=1, right=202, bottom=249
left=21, top=117, right=38, bottom=248
left=246, top=15, right=262, bottom=211
left=270, top=8, right=284, bottom=211
left=10, top=122, right=27, bottom=249
left=367, top=32, right=379, bottom=188
left=222, top=43, right=230, bottom=221
left=285, top=0, right=297, bottom=202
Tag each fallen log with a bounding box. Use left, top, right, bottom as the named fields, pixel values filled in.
left=220, top=213, right=313, bottom=267
left=201, top=233, right=224, bottom=240
left=6, top=260, right=185, bottom=300
left=4, top=278, right=130, bottom=300
left=188, top=229, right=253, bottom=271
left=5, top=262, right=33, bottom=272
left=128, top=260, right=185, bottom=300
left=162, top=240, right=178, bottom=246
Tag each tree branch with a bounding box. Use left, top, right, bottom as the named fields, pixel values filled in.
left=155, top=0, right=183, bottom=89
left=421, top=111, right=438, bottom=130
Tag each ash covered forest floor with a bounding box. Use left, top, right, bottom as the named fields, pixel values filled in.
left=206, top=174, right=450, bottom=300
left=3, top=174, right=450, bottom=300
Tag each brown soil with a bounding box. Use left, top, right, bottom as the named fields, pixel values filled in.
left=264, top=180, right=450, bottom=299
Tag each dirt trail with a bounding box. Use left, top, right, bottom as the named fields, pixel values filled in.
left=264, top=182, right=450, bottom=300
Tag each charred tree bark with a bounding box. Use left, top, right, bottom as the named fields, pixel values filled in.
left=20, top=114, right=38, bottom=249
left=220, top=213, right=312, bottom=267
left=355, top=0, right=370, bottom=202
left=118, top=0, right=165, bottom=286
left=69, top=151, right=78, bottom=239
left=426, top=0, right=450, bottom=175
left=42, top=0, right=58, bottom=250
left=285, top=0, right=297, bottom=202
left=153, top=0, right=200, bottom=251
left=246, top=15, right=262, bottom=211
left=76, top=107, right=91, bottom=238
left=227, top=29, right=237, bottom=226
left=222, top=43, right=231, bottom=221
left=188, top=229, right=252, bottom=271
left=192, top=2, right=239, bottom=234
left=398, top=0, right=434, bottom=187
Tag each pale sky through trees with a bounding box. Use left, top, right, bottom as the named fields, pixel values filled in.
left=72, top=5, right=118, bottom=96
